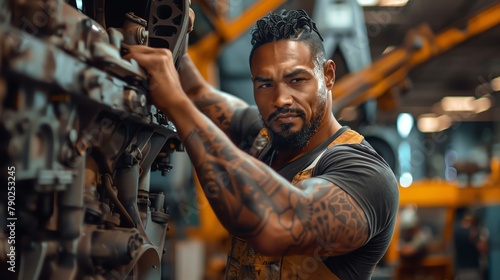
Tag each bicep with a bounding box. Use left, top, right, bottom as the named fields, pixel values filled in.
left=288, top=178, right=369, bottom=256
left=252, top=178, right=369, bottom=256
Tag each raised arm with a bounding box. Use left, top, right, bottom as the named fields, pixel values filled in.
left=177, top=55, right=248, bottom=136
left=125, top=46, right=369, bottom=257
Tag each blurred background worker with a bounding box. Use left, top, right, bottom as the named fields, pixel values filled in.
left=398, top=205, right=432, bottom=261
left=454, top=208, right=490, bottom=280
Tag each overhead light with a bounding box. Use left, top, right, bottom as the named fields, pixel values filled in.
left=380, top=0, right=409, bottom=6
left=437, top=115, right=452, bottom=130
left=357, top=0, right=379, bottom=6
left=440, top=96, right=492, bottom=114
left=491, top=76, right=500, bottom=92
left=473, top=97, right=492, bottom=113
left=441, top=96, right=475, bottom=112
left=397, top=113, right=414, bottom=138
left=399, top=172, right=413, bottom=188
left=417, top=114, right=452, bottom=133
left=417, top=114, right=438, bottom=133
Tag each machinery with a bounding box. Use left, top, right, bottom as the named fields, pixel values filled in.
left=0, top=0, right=190, bottom=279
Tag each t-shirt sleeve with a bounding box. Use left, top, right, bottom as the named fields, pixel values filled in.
left=313, top=142, right=399, bottom=241
left=229, top=106, right=263, bottom=152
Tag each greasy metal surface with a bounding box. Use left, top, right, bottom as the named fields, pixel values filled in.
left=0, top=0, right=188, bottom=279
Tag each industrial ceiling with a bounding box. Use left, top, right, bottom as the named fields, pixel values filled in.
left=359, top=0, right=500, bottom=123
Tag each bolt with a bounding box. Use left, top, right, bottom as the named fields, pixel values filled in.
left=137, top=27, right=147, bottom=45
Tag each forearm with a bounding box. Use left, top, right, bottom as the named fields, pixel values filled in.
left=169, top=100, right=283, bottom=230
left=178, top=55, right=240, bottom=104
left=177, top=55, right=248, bottom=134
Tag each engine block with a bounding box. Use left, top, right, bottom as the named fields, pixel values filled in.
left=0, top=0, right=190, bottom=279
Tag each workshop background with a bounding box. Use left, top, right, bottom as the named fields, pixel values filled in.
left=150, top=0, right=500, bottom=279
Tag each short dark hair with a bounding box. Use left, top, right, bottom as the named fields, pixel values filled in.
left=249, top=9, right=326, bottom=67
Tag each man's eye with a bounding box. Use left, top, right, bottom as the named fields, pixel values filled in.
left=291, top=78, right=305, bottom=83
left=258, top=83, right=271, bottom=89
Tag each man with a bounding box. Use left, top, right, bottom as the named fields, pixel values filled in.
left=398, top=205, right=431, bottom=261
left=125, top=9, right=399, bottom=280
left=454, top=208, right=489, bottom=280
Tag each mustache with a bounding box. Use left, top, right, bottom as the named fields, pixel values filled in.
left=267, top=108, right=306, bottom=123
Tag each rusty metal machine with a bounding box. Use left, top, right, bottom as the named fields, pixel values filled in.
left=0, top=0, right=190, bottom=279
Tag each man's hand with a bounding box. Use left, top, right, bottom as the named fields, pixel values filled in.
left=124, top=46, right=186, bottom=113
left=122, top=1, right=195, bottom=113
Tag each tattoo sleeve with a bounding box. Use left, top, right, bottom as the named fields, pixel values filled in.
left=178, top=55, right=247, bottom=135
left=190, top=88, right=244, bottom=135
left=183, top=120, right=369, bottom=256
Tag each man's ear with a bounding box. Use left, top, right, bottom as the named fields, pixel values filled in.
left=324, top=60, right=336, bottom=89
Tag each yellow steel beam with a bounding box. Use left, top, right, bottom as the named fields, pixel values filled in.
left=331, top=2, right=500, bottom=114
left=399, top=180, right=500, bottom=207
left=197, top=0, right=288, bottom=42
left=384, top=179, right=500, bottom=264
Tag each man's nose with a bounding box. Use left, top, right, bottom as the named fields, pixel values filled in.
left=272, top=84, right=293, bottom=108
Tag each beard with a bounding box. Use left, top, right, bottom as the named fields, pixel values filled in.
left=262, top=100, right=326, bottom=151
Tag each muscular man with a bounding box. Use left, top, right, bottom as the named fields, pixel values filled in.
left=126, top=9, right=399, bottom=280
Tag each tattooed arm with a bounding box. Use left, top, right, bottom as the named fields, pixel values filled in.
left=181, top=114, right=368, bottom=257
left=177, top=55, right=248, bottom=136
left=125, top=46, right=369, bottom=256
left=167, top=103, right=369, bottom=256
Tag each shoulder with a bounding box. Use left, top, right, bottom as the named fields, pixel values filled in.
left=313, top=140, right=399, bottom=235
left=315, top=140, right=398, bottom=197
left=318, top=140, right=391, bottom=171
